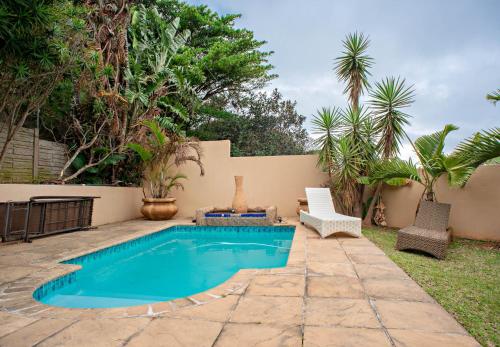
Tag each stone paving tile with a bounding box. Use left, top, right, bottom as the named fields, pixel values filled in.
left=0, top=266, right=41, bottom=286
left=374, top=300, right=468, bottom=334
left=246, top=274, right=305, bottom=297
left=354, top=263, right=410, bottom=280
left=215, top=323, right=302, bottom=347
left=0, top=318, right=74, bottom=347
left=307, top=276, right=364, bottom=298
left=231, top=296, right=303, bottom=325
left=307, top=261, right=357, bottom=278
left=364, top=278, right=433, bottom=302
left=305, top=298, right=380, bottom=328
left=348, top=253, right=396, bottom=265
left=303, top=326, right=392, bottom=347
left=0, top=311, right=38, bottom=339
left=307, top=238, right=343, bottom=250
left=342, top=245, right=386, bottom=255
left=389, top=329, right=481, bottom=347
left=267, top=265, right=304, bottom=275
left=38, top=318, right=151, bottom=347
left=126, top=318, right=222, bottom=347
left=308, top=249, right=350, bottom=263
left=166, top=295, right=238, bottom=322
left=305, top=229, right=321, bottom=239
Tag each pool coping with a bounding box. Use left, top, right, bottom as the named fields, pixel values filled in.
left=0, top=219, right=301, bottom=320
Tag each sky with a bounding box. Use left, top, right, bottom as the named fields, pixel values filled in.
left=188, top=0, right=499, bottom=159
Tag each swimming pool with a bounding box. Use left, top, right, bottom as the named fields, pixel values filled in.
left=33, top=225, right=295, bottom=308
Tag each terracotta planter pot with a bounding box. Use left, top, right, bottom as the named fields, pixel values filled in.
left=232, top=175, right=248, bottom=213
left=141, top=198, right=178, bottom=220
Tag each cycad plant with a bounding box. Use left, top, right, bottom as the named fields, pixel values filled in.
left=127, top=120, right=204, bottom=199
left=363, top=76, right=415, bottom=225
left=334, top=32, right=373, bottom=110
left=362, top=125, right=500, bottom=203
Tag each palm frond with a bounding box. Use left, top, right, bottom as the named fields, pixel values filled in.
left=363, top=158, right=422, bottom=185
left=486, top=89, right=500, bottom=105
left=444, top=127, right=500, bottom=186
left=141, top=119, right=166, bottom=146
left=127, top=143, right=152, bottom=162
left=414, top=124, right=458, bottom=177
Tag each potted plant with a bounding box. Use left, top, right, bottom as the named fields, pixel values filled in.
left=128, top=120, right=204, bottom=220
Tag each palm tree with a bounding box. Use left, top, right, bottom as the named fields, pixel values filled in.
left=362, top=125, right=500, bottom=205
left=128, top=119, right=204, bottom=198
left=363, top=77, right=415, bottom=225
left=311, top=107, right=342, bottom=179
left=312, top=106, right=376, bottom=216
left=486, top=89, right=500, bottom=105
left=333, top=32, right=373, bottom=110
left=341, top=106, right=377, bottom=216
left=330, top=136, right=364, bottom=216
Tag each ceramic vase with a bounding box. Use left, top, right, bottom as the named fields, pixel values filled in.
left=232, top=176, right=248, bottom=213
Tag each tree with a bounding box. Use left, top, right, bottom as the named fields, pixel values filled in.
left=153, top=0, right=276, bottom=131
left=194, top=89, right=310, bottom=156
left=311, top=107, right=342, bottom=179
left=125, top=4, right=191, bottom=139
left=362, top=125, right=500, bottom=203
left=329, top=32, right=374, bottom=216
left=311, top=106, right=376, bottom=215
left=157, top=0, right=275, bottom=101
left=80, top=0, right=131, bottom=150
left=333, top=32, right=373, bottom=111
left=0, top=0, right=86, bottom=167
left=363, top=77, right=415, bottom=225
left=55, top=3, right=193, bottom=183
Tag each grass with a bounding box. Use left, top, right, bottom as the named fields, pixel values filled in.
left=362, top=227, right=499, bottom=347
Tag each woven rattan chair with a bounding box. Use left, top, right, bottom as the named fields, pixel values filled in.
left=396, top=200, right=452, bottom=259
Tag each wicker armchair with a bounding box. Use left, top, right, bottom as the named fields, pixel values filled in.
left=396, top=200, right=452, bottom=259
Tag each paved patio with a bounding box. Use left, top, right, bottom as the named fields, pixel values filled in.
left=0, top=218, right=479, bottom=346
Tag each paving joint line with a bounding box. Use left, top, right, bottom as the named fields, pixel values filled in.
left=340, top=238, right=397, bottom=347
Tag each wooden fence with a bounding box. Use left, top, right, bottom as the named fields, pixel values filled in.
left=0, top=126, right=68, bottom=183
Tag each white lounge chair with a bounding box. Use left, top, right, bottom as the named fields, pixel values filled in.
left=300, top=188, right=361, bottom=238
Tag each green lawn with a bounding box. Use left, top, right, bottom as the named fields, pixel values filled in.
left=362, top=228, right=499, bottom=347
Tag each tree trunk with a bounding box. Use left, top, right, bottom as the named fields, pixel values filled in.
left=362, top=182, right=383, bottom=226
left=0, top=135, right=13, bottom=168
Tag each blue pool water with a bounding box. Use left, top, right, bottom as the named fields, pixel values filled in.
left=33, top=225, right=294, bottom=308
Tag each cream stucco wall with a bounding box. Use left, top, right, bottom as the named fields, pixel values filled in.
left=381, top=165, right=500, bottom=241
left=0, top=184, right=143, bottom=226
left=170, top=140, right=328, bottom=218
left=1, top=140, right=498, bottom=241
